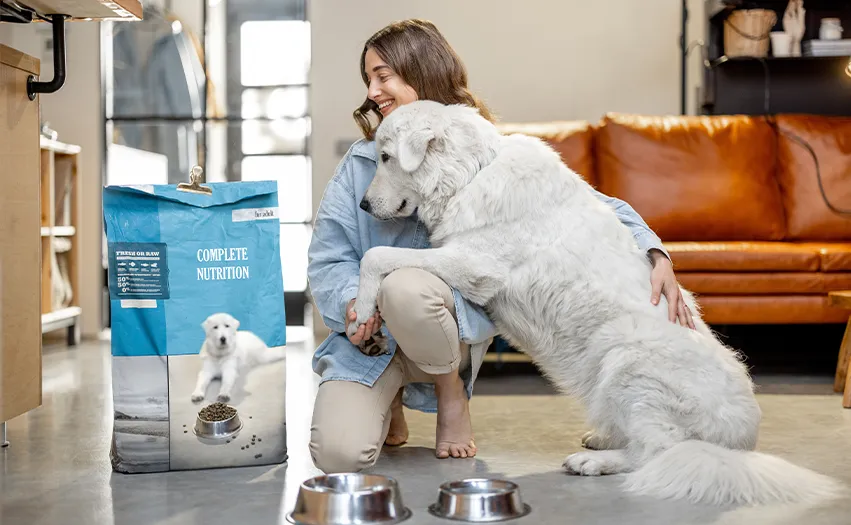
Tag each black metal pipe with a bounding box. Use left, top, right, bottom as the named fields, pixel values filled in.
left=681, top=0, right=689, bottom=114
left=27, top=14, right=70, bottom=100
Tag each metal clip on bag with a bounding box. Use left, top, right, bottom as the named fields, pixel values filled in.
left=103, top=173, right=286, bottom=473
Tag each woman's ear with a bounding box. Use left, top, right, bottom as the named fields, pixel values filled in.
left=398, top=127, right=435, bottom=172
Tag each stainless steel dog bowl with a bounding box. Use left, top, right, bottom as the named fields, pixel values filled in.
left=428, top=479, right=531, bottom=522
left=193, top=405, right=243, bottom=440
left=287, top=473, right=411, bottom=525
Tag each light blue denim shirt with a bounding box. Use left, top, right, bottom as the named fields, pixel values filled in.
left=307, top=138, right=669, bottom=413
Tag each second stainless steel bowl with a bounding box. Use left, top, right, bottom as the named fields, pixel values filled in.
left=288, top=473, right=411, bottom=525
left=428, top=478, right=531, bottom=522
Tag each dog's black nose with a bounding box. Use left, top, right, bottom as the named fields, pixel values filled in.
left=359, top=198, right=371, bottom=212
left=219, top=336, right=226, bottom=344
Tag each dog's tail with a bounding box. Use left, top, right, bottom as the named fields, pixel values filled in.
left=254, top=346, right=286, bottom=365
left=622, top=440, right=843, bottom=506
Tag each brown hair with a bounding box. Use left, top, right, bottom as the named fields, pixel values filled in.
left=353, top=19, right=495, bottom=140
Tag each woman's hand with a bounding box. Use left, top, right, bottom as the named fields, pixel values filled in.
left=346, top=299, right=382, bottom=345
left=649, top=249, right=695, bottom=329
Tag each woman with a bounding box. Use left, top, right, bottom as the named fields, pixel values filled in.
left=306, top=19, right=693, bottom=474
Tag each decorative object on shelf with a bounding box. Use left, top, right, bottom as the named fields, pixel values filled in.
left=770, top=31, right=793, bottom=57
left=783, top=0, right=807, bottom=56
left=724, top=9, right=777, bottom=57
left=820, top=17, right=843, bottom=40
left=803, top=38, right=851, bottom=56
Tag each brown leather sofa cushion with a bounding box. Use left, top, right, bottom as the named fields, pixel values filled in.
left=595, top=114, right=787, bottom=242
left=497, top=121, right=596, bottom=186
left=820, top=243, right=851, bottom=271
left=678, top=272, right=851, bottom=295
left=696, top=295, right=849, bottom=324
left=775, top=115, right=851, bottom=241
left=666, top=241, right=851, bottom=272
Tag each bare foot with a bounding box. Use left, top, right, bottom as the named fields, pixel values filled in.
left=433, top=371, right=476, bottom=459
left=385, top=389, right=408, bottom=446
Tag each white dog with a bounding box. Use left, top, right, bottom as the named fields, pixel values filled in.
left=191, top=312, right=285, bottom=403
left=348, top=100, right=841, bottom=507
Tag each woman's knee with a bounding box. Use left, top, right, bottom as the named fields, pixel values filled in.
left=377, top=268, right=455, bottom=327
left=309, top=428, right=379, bottom=474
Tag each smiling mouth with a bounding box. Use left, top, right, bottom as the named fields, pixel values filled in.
left=377, top=100, right=394, bottom=114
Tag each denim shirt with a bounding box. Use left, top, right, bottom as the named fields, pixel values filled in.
left=307, top=139, right=669, bottom=413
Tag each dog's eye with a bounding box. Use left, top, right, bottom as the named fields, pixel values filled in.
left=381, top=153, right=390, bottom=163
left=213, top=325, right=218, bottom=329
left=224, top=324, right=230, bottom=328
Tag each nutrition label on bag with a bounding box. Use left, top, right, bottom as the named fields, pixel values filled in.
left=108, top=242, right=170, bottom=300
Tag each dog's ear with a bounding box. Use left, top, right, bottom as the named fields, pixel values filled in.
left=232, top=318, right=240, bottom=330
left=398, top=127, right=435, bottom=173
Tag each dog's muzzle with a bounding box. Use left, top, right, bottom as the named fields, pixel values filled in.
left=219, top=336, right=227, bottom=345
left=359, top=198, right=371, bottom=213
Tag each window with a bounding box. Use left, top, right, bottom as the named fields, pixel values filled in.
left=102, top=0, right=311, bottom=326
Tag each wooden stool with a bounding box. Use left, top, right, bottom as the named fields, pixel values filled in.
left=829, top=291, right=851, bottom=408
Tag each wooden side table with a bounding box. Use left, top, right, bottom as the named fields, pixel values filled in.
left=829, top=291, right=851, bottom=408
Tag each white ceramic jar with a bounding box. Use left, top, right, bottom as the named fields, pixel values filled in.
left=820, top=18, right=843, bottom=40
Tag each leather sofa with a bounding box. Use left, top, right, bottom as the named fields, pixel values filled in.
left=497, top=114, right=851, bottom=325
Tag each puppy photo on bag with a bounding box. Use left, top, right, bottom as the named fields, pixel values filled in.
left=103, top=177, right=287, bottom=473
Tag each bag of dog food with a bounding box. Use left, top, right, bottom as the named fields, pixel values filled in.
left=103, top=174, right=287, bottom=473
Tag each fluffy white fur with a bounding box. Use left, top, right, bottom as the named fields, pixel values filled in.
left=348, top=100, right=843, bottom=507
left=191, top=312, right=285, bottom=403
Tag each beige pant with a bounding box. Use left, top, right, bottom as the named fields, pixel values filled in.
left=310, top=268, right=470, bottom=474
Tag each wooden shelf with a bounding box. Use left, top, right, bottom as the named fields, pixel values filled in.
left=17, top=0, right=142, bottom=21
left=41, top=306, right=82, bottom=334
left=40, top=137, right=82, bottom=346
left=40, top=136, right=81, bottom=155
left=40, top=226, right=76, bottom=237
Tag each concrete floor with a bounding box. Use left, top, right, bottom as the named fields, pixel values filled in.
left=2, top=331, right=851, bottom=525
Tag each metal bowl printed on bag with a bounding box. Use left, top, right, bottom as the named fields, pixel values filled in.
left=193, top=403, right=243, bottom=440
left=287, top=473, right=412, bottom=525
left=428, top=478, right=531, bottom=522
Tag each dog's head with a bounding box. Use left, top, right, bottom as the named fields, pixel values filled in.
left=202, top=313, right=240, bottom=356
left=360, top=100, right=499, bottom=222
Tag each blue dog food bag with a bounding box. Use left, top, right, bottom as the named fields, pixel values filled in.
left=103, top=177, right=287, bottom=473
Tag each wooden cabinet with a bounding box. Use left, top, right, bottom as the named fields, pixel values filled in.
left=1, top=45, right=42, bottom=423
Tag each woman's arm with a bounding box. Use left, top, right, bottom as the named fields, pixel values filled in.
left=590, top=187, right=694, bottom=328
left=307, top=157, right=364, bottom=335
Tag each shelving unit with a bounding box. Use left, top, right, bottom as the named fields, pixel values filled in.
left=700, top=0, right=851, bottom=116
left=39, top=136, right=82, bottom=346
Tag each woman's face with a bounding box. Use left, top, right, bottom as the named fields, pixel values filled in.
left=364, top=47, right=418, bottom=117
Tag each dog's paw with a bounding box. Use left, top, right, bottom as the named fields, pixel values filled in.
left=191, top=393, right=205, bottom=403
left=562, top=450, right=627, bottom=476
left=359, top=332, right=389, bottom=357
left=563, top=451, right=606, bottom=476
left=217, top=393, right=231, bottom=403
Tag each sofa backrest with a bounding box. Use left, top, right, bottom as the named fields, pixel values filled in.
left=775, top=115, right=851, bottom=241
left=498, top=113, right=851, bottom=242
left=496, top=121, right=597, bottom=187
left=594, top=113, right=788, bottom=242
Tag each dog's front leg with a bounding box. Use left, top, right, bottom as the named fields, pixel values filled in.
left=347, top=246, right=505, bottom=337
left=191, top=363, right=215, bottom=403
left=217, top=361, right=239, bottom=403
